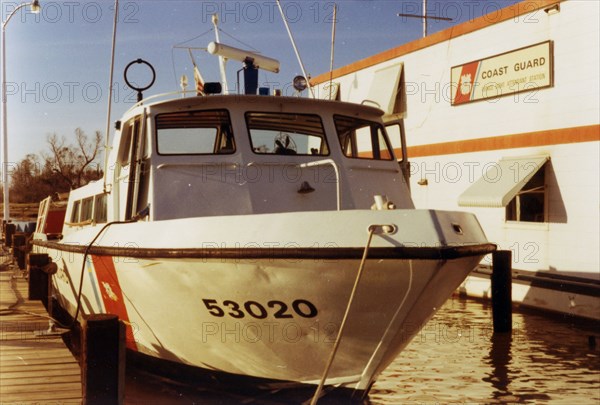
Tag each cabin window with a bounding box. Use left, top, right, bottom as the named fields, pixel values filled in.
left=246, top=112, right=329, bottom=156
left=80, top=197, right=94, bottom=223
left=334, top=115, right=394, bottom=160
left=506, top=166, right=546, bottom=222
left=155, top=110, right=234, bottom=155
left=118, top=121, right=134, bottom=166
left=385, top=122, right=406, bottom=163
left=94, top=194, right=108, bottom=224
left=70, top=200, right=81, bottom=223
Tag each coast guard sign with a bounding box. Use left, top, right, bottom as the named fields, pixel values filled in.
left=451, top=41, right=553, bottom=105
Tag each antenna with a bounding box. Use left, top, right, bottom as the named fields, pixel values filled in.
left=276, top=0, right=315, bottom=98
left=397, top=0, right=452, bottom=38
left=103, top=0, right=119, bottom=194
left=329, top=4, right=337, bottom=100
left=212, top=14, right=230, bottom=94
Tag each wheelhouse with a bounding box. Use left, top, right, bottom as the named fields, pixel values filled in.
left=62, top=95, right=412, bottom=235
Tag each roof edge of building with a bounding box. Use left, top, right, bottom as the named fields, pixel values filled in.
left=311, top=0, right=563, bottom=85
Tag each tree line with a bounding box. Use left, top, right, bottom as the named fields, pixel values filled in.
left=2, top=128, right=103, bottom=203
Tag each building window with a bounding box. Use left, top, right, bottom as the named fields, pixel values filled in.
left=506, top=167, right=546, bottom=222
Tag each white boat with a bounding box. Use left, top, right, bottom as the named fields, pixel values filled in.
left=31, top=45, right=494, bottom=398
left=310, top=0, right=600, bottom=321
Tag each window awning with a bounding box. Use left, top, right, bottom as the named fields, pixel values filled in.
left=315, top=81, right=340, bottom=100
left=366, top=63, right=403, bottom=115
left=458, top=155, right=549, bottom=207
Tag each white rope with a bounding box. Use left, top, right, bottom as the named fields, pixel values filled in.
left=310, top=227, right=376, bottom=405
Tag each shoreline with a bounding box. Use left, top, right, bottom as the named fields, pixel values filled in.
left=1, top=202, right=40, bottom=222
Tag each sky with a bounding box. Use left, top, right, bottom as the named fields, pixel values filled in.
left=1, top=0, right=521, bottom=169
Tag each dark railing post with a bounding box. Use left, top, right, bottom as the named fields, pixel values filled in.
left=492, top=250, right=512, bottom=333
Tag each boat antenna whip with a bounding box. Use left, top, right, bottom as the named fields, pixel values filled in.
left=212, top=14, right=229, bottom=94
left=276, top=0, right=315, bottom=98
left=103, top=0, right=119, bottom=193
left=328, top=4, right=337, bottom=99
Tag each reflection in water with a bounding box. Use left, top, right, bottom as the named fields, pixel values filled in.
left=368, top=297, right=599, bottom=404
left=123, top=297, right=599, bottom=404
left=483, top=333, right=513, bottom=402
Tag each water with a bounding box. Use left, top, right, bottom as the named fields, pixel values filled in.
left=124, top=296, right=600, bottom=404
left=368, top=297, right=600, bottom=404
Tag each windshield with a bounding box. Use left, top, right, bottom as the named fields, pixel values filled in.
left=155, top=109, right=234, bottom=155
left=334, top=115, right=394, bottom=160
left=246, top=112, right=329, bottom=156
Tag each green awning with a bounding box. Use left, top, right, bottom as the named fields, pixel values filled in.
left=458, top=155, right=549, bottom=207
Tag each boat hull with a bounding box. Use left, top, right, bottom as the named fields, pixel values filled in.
left=32, top=209, right=494, bottom=391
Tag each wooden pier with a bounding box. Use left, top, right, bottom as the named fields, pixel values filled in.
left=0, top=252, right=82, bottom=404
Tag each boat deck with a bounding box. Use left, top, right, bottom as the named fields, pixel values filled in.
left=0, top=251, right=82, bottom=404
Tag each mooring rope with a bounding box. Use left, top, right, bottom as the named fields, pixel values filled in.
left=309, top=226, right=377, bottom=405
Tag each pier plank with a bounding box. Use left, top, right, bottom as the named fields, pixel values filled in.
left=1, top=368, right=81, bottom=380
left=0, top=258, right=82, bottom=404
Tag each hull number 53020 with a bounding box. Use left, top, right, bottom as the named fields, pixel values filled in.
left=202, top=298, right=318, bottom=319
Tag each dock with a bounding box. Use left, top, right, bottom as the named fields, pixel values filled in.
left=0, top=251, right=82, bottom=404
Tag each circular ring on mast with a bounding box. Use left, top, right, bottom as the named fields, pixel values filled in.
left=124, top=58, right=156, bottom=102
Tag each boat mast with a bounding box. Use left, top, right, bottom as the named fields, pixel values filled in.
left=103, top=0, right=119, bottom=194
left=212, top=14, right=229, bottom=94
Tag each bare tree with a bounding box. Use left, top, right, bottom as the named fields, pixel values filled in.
left=44, top=128, right=103, bottom=189
left=9, top=154, right=42, bottom=203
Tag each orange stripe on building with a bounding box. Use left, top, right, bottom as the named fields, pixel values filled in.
left=311, top=0, right=563, bottom=85
left=404, top=124, right=600, bottom=158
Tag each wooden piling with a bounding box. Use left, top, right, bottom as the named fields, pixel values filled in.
left=4, top=223, right=16, bottom=247
left=492, top=250, right=512, bottom=333
left=27, top=253, right=51, bottom=302
left=82, top=314, right=125, bottom=405
left=12, top=233, right=27, bottom=270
